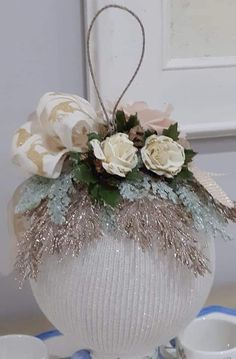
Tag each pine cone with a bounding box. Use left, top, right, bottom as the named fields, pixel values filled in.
left=80, top=153, right=89, bottom=161
left=129, top=125, right=145, bottom=147
left=94, top=159, right=104, bottom=173
left=98, top=124, right=109, bottom=138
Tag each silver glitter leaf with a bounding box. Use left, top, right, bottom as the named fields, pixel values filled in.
left=15, top=176, right=52, bottom=214
left=176, top=185, right=232, bottom=241
left=15, top=173, right=74, bottom=225
left=119, top=175, right=178, bottom=204
left=47, top=173, right=74, bottom=225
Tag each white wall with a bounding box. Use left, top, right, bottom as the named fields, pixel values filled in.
left=0, top=0, right=86, bottom=319
left=192, top=139, right=236, bottom=286
left=0, top=0, right=235, bottom=321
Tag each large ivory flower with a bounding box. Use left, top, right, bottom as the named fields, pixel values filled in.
left=90, top=133, right=138, bottom=177
left=141, top=135, right=185, bottom=178
left=12, top=92, right=104, bottom=178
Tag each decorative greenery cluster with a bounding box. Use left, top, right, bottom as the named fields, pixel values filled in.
left=71, top=152, right=121, bottom=207
left=69, top=110, right=197, bottom=207
left=115, top=110, right=139, bottom=132
left=16, top=173, right=74, bottom=225
left=15, top=109, right=199, bottom=214
left=118, top=175, right=232, bottom=241
left=15, top=170, right=232, bottom=246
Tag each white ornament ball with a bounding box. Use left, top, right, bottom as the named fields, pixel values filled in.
left=31, top=234, right=215, bottom=359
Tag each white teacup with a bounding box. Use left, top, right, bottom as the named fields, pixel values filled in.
left=161, top=316, right=236, bottom=359
left=0, top=335, right=48, bottom=359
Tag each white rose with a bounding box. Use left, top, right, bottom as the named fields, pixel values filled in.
left=12, top=92, right=104, bottom=178
left=90, top=133, right=138, bottom=177
left=141, top=135, right=185, bottom=178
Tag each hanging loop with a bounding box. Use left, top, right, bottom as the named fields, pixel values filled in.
left=86, top=4, right=146, bottom=132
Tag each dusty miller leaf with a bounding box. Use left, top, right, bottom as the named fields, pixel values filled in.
left=15, top=176, right=52, bottom=214
left=47, top=174, right=74, bottom=225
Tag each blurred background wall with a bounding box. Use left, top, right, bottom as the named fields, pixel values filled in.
left=0, top=0, right=86, bottom=321
left=0, top=0, right=235, bottom=324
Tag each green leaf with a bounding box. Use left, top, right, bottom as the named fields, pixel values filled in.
left=115, top=110, right=140, bottom=133
left=89, top=182, right=121, bottom=207
left=69, top=152, right=83, bottom=163
left=184, top=149, right=197, bottom=165
left=163, top=123, right=180, bottom=141
left=88, top=132, right=102, bottom=142
left=126, top=168, right=143, bottom=182
left=73, top=163, right=97, bottom=185
left=115, top=110, right=127, bottom=132
left=143, top=129, right=154, bottom=141
left=88, top=183, right=100, bottom=200
left=126, top=113, right=139, bottom=131
left=177, top=166, right=193, bottom=180
left=99, top=185, right=121, bottom=207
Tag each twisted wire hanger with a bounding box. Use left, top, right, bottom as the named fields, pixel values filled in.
left=86, top=4, right=146, bottom=132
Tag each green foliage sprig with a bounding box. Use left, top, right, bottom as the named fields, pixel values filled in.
left=71, top=152, right=121, bottom=207
left=115, top=110, right=139, bottom=132
left=70, top=119, right=198, bottom=205
left=163, top=123, right=180, bottom=141
left=143, top=129, right=155, bottom=141
left=16, top=111, right=198, bottom=213
left=178, top=147, right=197, bottom=180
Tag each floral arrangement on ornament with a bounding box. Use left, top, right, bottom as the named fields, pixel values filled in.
left=11, top=92, right=236, bottom=283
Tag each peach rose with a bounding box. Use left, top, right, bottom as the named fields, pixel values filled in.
left=121, top=102, right=175, bottom=134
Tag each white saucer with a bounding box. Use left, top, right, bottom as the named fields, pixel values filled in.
left=39, top=306, right=236, bottom=359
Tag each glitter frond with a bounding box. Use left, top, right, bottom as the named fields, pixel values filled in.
left=191, top=180, right=236, bottom=223
left=176, top=185, right=231, bottom=241
left=15, top=190, right=103, bottom=282
left=115, top=198, right=210, bottom=276
left=14, top=191, right=210, bottom=282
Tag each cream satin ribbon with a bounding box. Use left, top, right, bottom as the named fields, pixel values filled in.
left=191, top=165, right=234, bottom=208
left=12, top=92, right=104, bottom=179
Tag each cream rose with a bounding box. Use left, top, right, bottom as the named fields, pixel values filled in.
left=90, top=133, right=138, bottom=177
left=141, top=135, right=185, bottom=178
left=12, top=92, right=104, bottom=178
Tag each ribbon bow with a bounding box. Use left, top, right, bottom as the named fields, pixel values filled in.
left=12, top=92, right=104, bottom=178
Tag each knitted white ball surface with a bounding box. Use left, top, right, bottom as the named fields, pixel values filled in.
left=31, top=234, right=215, bottom=359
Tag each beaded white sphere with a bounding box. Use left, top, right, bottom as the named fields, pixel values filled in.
left=31, top=234, right=215, bottom=359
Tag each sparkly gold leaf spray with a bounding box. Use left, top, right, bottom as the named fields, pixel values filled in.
left=14, top=191, right=211, bottom=284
